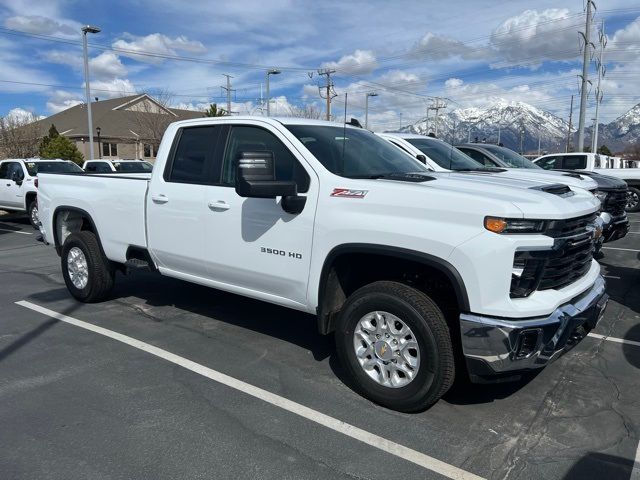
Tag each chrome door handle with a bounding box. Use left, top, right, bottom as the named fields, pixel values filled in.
left=208, top=200, right=230, bottom=211
left=151, top=194, right=169, bottom=204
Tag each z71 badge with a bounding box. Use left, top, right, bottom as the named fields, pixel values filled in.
left=330, top=188, right=368, bottom=198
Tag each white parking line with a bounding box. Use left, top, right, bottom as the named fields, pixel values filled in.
left=588, top=333, right=640, bottom=348
left=633, top=441, right=640, bottom=480
left=627, top=232, right=640, bottom=235
left=15, top=300, right=484, bottom=480
left=0, top=228, right=32, bottom=235
left=603, top=247, right=640, bottom=253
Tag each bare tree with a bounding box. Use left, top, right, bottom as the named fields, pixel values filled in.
left=0, top=112, right=41, bottom=159
left=288, top=104, right=324, bottom=119
left=132, top=90, right=176, bottom=152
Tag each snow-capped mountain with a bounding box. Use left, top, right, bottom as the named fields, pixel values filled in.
left=397, top=100, right=640, bottom=153
left=399, top=101, right=569, bottom=152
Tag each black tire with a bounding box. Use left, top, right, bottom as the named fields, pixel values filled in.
left=28, top=200, right=39, bottom=229
left=626, top=187, right=640, bottom=213
left=335, top=281, right=455, bottom=412
left=61, top=231, right=114, bottom=303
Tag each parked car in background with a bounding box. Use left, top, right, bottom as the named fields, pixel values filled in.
left=533, top=152, right=640, bottom=212
left=83, top=159, right=153, bottom=174
left=0, top=159, right=83, bottom=227
left=37, top=116, right=608, bottom=411
left=457, top=144, right=630, bottom=248
left=378, top=133, right=599, bottom=194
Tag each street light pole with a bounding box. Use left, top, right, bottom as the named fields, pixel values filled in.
left=96, top=126, right=101, bottom=158
left=266, top=69, right=281, bottom=117
left=364, top=92, right=378, bottom=129
left=82, top=24, right=101, bottom=160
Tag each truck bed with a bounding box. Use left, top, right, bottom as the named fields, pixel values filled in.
left=37, top=173, right=150, bottom=263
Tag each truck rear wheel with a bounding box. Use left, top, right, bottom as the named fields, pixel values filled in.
left=626, top=187, right=640, bottom=213
left=28, top=200, right=39, bottom=229
left=61, top=231, right=114, bottom=303
left=335, top=281, right=455, bottom=412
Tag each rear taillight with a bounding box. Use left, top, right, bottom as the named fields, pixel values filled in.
left=34, top=178, right=38, bottom=188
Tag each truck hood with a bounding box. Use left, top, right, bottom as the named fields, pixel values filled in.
left=374, top=171, right=600, bottom=220
left=498, top=169, right=598, bottom=191
left=555, top=169, right=627, bottom=190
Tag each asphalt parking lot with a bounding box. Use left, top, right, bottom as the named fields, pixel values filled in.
left=1, top=212, right=639, bottom=480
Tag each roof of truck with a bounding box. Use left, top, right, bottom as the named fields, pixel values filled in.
left=170, top=115, right=363, bottom=129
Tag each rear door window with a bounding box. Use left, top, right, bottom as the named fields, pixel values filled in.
left=459, top=148, right=497, bottom=166
left=561, top=155, right=587, bottom=170
left=536, top=156, right=558, bottom=170
left=165, top=126, right=222, bottom=184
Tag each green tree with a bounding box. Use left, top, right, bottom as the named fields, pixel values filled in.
left=40, top=135, right=83, bottom=165
left=203, top=103, right=227, bottom=117
left=597, top=144, right=612, bottom=156
left=38, top=123, right=60, bottom=155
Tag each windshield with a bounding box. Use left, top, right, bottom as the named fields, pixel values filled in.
left=25, top=161, right=83, bottom=175
left=405, top=138, right=483, bottom=170
left=480, top=144, right=541, bottom=169
left=114, top=161, right=153, bottom=173
left=285, top=125, right=429, bottom=178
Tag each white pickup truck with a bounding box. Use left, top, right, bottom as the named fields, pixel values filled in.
left=534, top=152, right=640, bottom=212
left=37, top=117, right=608, bottom=411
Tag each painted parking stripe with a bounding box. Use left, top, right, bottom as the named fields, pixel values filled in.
left=15, top=300, right=484, bottom=480
left=633, top=441, right=640, bottom=480
left=0, top=228, right=32, bottom=235
left=588, top=333, right=640, bottom=348
left=602, top=247, right=640, bottom=253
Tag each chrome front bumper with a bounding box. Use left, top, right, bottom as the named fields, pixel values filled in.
left=460, top=275, right=608, bottom=381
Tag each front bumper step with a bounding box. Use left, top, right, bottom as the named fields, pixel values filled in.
left=459, top=275, right=608, bottom=382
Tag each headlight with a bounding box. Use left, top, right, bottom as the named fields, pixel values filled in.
left=484, top=217, right=546, bottom=234
left=594, top=190, right=608, bottom=203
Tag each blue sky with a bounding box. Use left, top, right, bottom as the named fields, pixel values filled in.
left=0, top=0, right=639, bottom=131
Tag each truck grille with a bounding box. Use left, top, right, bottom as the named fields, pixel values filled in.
left=539, top=214, right=596, bottom=291
left=510, top=213, right=596, bottom=297
left=603, top=189, right=628, bottom=217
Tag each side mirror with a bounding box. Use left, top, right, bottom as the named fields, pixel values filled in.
left=416, top=154, right=427, bottom=164
left=235, top=151, right=306, bottom=214
left=235, top=151, right=296, bottom=198
left=11, top=171, right=23, bottom=186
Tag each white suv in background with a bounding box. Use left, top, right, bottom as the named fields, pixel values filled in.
left=83, top=159, right=153, bottom=174
left=0, top=158, right=83, bottom=227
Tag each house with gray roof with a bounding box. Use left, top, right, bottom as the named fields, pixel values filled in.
left=32, top=94, right=204, bottom=161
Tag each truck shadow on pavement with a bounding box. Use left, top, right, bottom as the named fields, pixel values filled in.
left=562, top=451, right=634, bottom=480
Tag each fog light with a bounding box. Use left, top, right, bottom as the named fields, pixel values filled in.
left=515, top=329, right=540, bottom=359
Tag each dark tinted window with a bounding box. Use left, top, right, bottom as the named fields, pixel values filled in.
left=114, top=162, right=153, bottom=173
left=6, top=162, right=24, bottom=181
left=562, top=155, right=587, bottom=170
left=286, top=126, right=427, bottom=179
left=85, top=162, right=112, bottom=173
left=536, top=156, right=558, bottom=170
left=222, top=126, right=310, bottom=192
left=0, top=162, right=8, bottom=179
left=406, top=138, right=481, bottom=170
left=28, top=161, right=83, bottom=174
left=167, top=126, right=220, bottom=184
left=459, top=148, right=495, bottom=166
left=481, top=144, right=540, bottom=169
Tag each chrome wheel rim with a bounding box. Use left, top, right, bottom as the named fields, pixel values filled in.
left=627, top=191, right=639, bottom=210
left=67, top=247, right=89, bottom=289
left=30, top=205, right=39, bottom=226
left=353, top=311, right=420, bottom=388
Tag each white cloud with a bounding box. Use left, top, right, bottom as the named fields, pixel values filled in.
left=85, top=78, right=137, bottom=99
left=490, top=9, right=580, bottom=65
left=5, top=15, right=78, bottom=38
left=89, top=52, right=127, bottom=79
left=410, top=33, right=482, bottom=60
left=5, top=107, right=42, bottom=122
left=321, top=49, right=377, bottom=75
left=112, top=33, right=207, bottom=64
left=45, top=90, right=83, bottom=114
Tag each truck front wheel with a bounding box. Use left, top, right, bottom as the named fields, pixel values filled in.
left=335, top=281, right=455, bottom=412
left=626, top=187, right=640, bottom=213
left=61, top=231, right=114, bottom=303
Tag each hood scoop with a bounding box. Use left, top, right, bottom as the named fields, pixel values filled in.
left=530, top=183, right=574, bottom=197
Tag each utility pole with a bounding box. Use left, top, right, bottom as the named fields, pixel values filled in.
left=428, top=98, right=447, bottom=137
left=577, top=0, right=596, bottom=151
left=317, top=69, right=337, bottom=121
left=592, top=21, right=607, bottom=153
left=566, top=95, right=574, bottom=152
left=266, top=69, right=281, bottom=117
left=519, top=124, right=525, bottom=154
left=497, top=126, right=501, bottom=145
left=364, top=92, right=378, bottom=129
left=425, top=106, right=430, bottom=135
left=221, top=74, right=235, bottom=115
left=538, top=136, right=541, bottom=156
